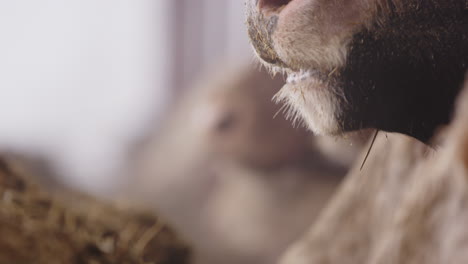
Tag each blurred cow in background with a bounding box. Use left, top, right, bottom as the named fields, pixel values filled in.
left=132, top=63, right=366, bottom=264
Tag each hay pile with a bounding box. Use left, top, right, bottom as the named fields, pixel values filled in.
left=0, top=157, right=190, bottom=264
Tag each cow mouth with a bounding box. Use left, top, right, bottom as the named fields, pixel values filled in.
left=250, top=0, right=331, bottom=87
left=258, top=0, right=293, bottom=11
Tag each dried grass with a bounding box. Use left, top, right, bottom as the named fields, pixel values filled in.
left=0, top=157, right=190, bottom=264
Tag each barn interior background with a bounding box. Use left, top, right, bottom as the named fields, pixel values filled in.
left=0, top=1, right=356, bottom=264
left=0, top=0, right=251, bottom=193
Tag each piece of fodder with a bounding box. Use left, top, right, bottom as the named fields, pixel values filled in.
left=0, top=156, right=191, bottom=264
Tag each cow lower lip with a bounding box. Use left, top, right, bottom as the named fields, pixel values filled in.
left=259, top=0, right=293, bottom=11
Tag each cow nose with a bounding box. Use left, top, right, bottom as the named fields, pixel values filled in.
left=258, top=0, right=292, bottom=11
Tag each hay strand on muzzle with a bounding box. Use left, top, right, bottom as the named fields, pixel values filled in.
left=360, top=130, right=379, bottom=171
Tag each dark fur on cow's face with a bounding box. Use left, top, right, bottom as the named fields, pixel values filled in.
left=246, top=0, right=468, bottom=142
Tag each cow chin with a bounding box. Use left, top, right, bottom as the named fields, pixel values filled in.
left=274, top=75, right=343, bottom=136
left=248, top=0, right=468, bottom=142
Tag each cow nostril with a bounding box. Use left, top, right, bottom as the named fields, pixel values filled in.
left=258, top=0, right=292, bottom=10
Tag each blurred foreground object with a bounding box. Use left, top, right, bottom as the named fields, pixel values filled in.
left=280, top=78, right=468, bottom=264
left=133, top=63, right=366, bottom=264
left=0, top=157, right=190, bottom=264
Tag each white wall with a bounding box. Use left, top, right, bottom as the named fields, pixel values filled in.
left=0, top=0, right=253, bottom=194
left=226, top=0, right=254, bottom=60
left=0, top=0, right=172, bottom=193
left=173, top=0, right=253, bottom=92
